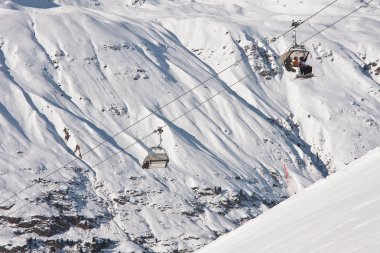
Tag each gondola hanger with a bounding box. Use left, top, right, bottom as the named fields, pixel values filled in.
left=141, top=127, right=169, bottom=169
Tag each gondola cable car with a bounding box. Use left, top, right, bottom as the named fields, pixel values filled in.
left=279, top=21, right=314, bottom=78
left=141, top=127, right=169, bottom=169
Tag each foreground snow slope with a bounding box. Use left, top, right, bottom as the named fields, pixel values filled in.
left=197, top=148, right=380, bottom=253
left=0, top=0, right=379, bottom=252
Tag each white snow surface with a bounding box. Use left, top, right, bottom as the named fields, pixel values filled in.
left=197, top=148, right=380, bottom=253
left=0, top=0, right=379, bottom=252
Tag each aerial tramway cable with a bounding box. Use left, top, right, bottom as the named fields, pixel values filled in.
left=2, top=0, right=370, bottom=216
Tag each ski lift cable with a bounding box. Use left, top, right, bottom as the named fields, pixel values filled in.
left=299, top=0, right=375, bottom=45
left=4, top=73, right=252, bottom=218
left=296, top=0, right=340, bottom=27
left=67, top=0, right=343, bottom=161
left=0, top=17, right=287, bottom=207
left=67, top=0, right=340, bottom=158
left=0, top=0, right=361, bottom=211
left=1, top=0, right=372, bottom=215
left=0, top=56, right=250, bottom=207
left=91, top=74, right=251, bottom=169
left=272, top=0, right=340, bottom=41
left=0, top=0, right=365, bottom=211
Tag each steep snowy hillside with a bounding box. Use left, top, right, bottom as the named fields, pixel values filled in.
left=196, top=148, right=380, bottom=253
left=0, top=0, right=379, bottom=252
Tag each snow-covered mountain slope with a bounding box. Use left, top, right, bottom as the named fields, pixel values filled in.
left=196, top=148, right=380, bottom=253
left=0, top=0, right=379, bottom=252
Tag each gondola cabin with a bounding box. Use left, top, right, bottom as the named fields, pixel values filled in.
left=141, top=127, right=169, bottom=169
left=280, top=46, right=310, bottom=72
left=279, top=21, right=313, bottom=78
left=142, top=147, right=169, bottom=169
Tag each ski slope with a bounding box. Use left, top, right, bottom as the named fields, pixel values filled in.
left=0, top=0, right=379, bottom=251
left=196, top=148, right=380, bottom=253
